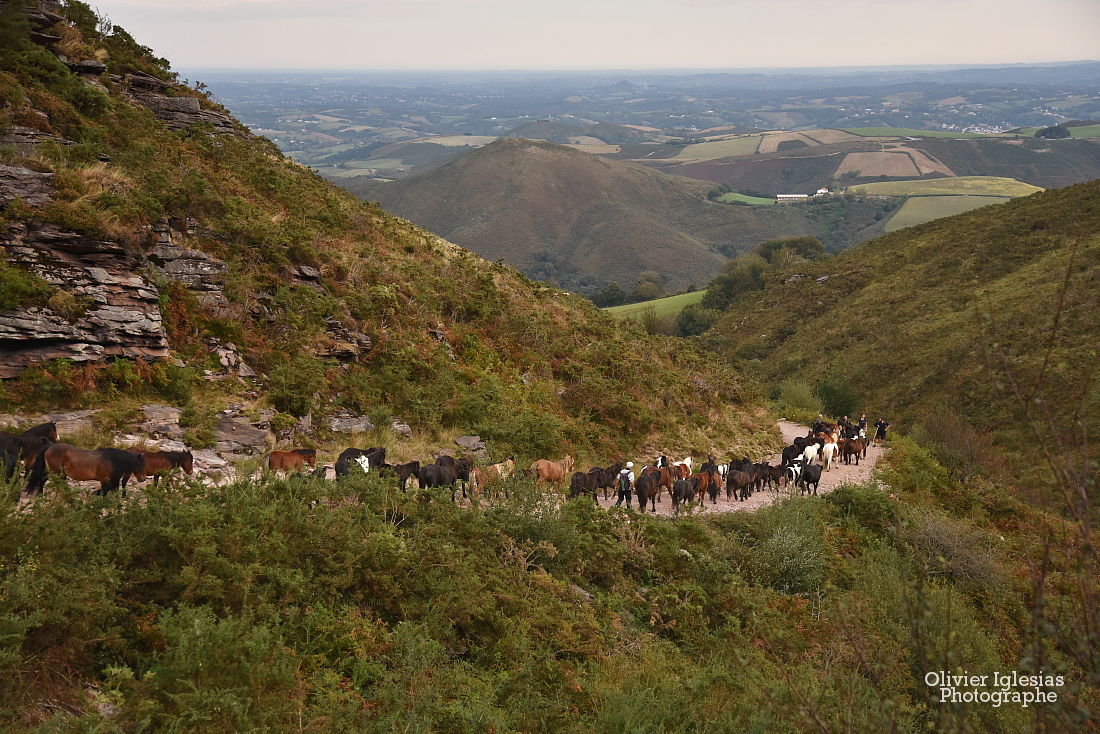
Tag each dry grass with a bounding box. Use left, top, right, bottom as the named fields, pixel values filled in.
left=834, top=152, right=920, bottom=178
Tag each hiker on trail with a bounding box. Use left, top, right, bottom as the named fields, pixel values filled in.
left=858, top=413, right=868, bottom=435
left=615, top=462, right=635, bottom=508
left=873, top=418, right=891, bottom=444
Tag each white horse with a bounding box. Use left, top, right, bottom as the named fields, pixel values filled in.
left=801, top=443, right=820, bottom=467
left=820, top=441, right=837, bottom=472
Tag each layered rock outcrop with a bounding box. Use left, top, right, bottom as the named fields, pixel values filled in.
left=0, top=220, right=169, bottom=378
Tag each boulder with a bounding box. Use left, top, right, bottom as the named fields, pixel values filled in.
left=455, top=435, right=488, bottom=456
left=44, top=409, right=99, bottom=438
left=327, top=414, right=375, bottom=434
left=214, top=413, right=274, bottom=454
left=138, top=404, right=183, bottom=439
left=390, top=418, right=412, bottom=438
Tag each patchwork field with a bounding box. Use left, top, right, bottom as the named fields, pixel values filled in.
left=849, top=176, right=1043, bottom=197
left=884, top=195, right=1011, bottom=231
left=604, top=290, right=705, bottom=319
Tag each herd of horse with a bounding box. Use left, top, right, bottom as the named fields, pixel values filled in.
left=3, top=417, right=869, bottom=511
left=1, top=421, right=194, bottom=496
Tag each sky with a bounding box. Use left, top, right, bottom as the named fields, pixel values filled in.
left=89, top=0, right=1100, bottom=71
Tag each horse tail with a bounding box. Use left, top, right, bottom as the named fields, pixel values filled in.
left=26, top=447, right=48, bottom=494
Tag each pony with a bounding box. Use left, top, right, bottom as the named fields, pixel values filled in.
left=435, top=456, right=473, bottom=500
left=672, top=457, right=693, bottom=479
left=132, top=449, right=194, bottom=484
left=640, top=465, right=675, bottom=504
left=725, top=468, right=755, bottom=502
left=335, top=447, right=386, bottom=477
left=801, top=442, right=820, bottom=467
left=634, top=472, right=659, bottom=512
left=530, top=455, right=574, bottom=490
left=588, top=462, right=623, bottom=500
left=671, top=477, right=698, bottom=511
left=800, top=464, right=823, bottom=496
left=785, top=457, right=804, bottom=489
left=820, top=440, right=837, bottom=471
left=472, top=458, right=514, bottom=499
left=26, top=443, right=146, bottom=496
left=267, top=449, right=317, bottom=475
left=391, top=460, right=421, bottom=491
left=1, top=433, right=50, bottom=479
left=418, top=463, right=458, bottom=499
left=765, top=463, right=786, bottom=492
left=568, top=470, right=600, bottom=502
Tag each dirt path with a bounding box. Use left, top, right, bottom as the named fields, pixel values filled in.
left=589, top=420, right=884, bottom=517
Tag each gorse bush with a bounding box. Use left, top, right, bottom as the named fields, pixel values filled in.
left=0, top=427, right=1088, bottom=732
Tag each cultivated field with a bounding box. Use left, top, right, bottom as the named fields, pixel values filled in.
left=800, top=128, right=862, bottom=144
left=757, top=131, right=820, bottom=153
left=604, top=290, right=705, bottom=319
left=850, top=176, right=1043, bottom=197
left=671, top=136, right=762, bottom=161
left=902, top=147, right=955, bottom=176
left=835, top=151, right=920, bottom=177
left=884, top=195, right=1011, bottom=231
left=716, top=192, right=775, bottom=206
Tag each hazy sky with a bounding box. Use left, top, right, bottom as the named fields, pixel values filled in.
left=91, top=0, right=1100, bottom=71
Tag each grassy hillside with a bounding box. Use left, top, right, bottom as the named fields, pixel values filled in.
left=0, top=1, right=772, bottom=463
left=348, top=139, right=894, bottom=293
left=884, top=195, right=1011, bottom=231
left=703, top=181, right=1100, bottom=463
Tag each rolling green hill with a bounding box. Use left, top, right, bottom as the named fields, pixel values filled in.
left=347, top=139, right=890, bottom=293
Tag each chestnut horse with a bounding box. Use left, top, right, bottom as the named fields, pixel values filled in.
left=133, top=449, right=194, bottom=484
left=25, top=443, right=146, bottom=496
left=267, top=449, right=317, bottom=475
left=530, top=455, right=574, bottom=490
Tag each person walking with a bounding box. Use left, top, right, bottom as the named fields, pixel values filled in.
left=873, top=418, right=891, bottom=445
left=615, top=462, right=635, bottom=508
left=858, top=413, right=868, bottom=436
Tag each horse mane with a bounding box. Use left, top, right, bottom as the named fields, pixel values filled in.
left=292, top=448, right=316, bottom=457
left=97, top=447, right=146, bottom=475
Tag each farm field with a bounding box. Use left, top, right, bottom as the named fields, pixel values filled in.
left=850, top=175, right=1043, bottom=197
left=842, top=126, right=994, bottom=138
left=884, top=195, right=1011, bottom=231
left=671, top=136, right=762, bottom=161
left=716, top=192, right=775, bottom=206
left=421, top=135, right=499, bottom=146
left=1068, top=124, right=1100, bottom=138
left=836, top=151, right=920, bottom=177
left=604, top=290, right=705, bottom=319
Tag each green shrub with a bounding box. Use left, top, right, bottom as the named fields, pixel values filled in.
left=267, top=354, right=329, bottom=416
left=826, top=482, right=897, bottom=534
left=0, top=256, right=50, bottom=312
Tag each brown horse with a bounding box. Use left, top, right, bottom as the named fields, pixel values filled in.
left=133, top=449, right=194, bottom=484
left=530, top=455, right=574, bottom=490
left=25, top=443, right=146, bottom=496
left=641, top=465, right=674, bottom=504
left=471, top=458, right=515, bottom=499
left=267, top=449, right=317, bottom=475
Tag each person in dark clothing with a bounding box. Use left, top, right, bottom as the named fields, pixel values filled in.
left=858, top=413, right=868, bottom=432
left=615, top=462, right=635, bottom=507
left=873, top=418, right=890, bottom=444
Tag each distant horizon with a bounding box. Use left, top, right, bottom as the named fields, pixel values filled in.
left=178, top=59, right=1100, bottom=76
left=93, top=0, right=1100, bottom=71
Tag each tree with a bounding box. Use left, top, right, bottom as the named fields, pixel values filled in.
left=1035, top=124, right=1071, bottom=139
left=590, top=282, right=626, bottom=307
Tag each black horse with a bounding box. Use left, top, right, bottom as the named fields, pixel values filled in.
left=335, top=446, right=387, bottom=477
left=568, top=469, right=600, bottom=502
